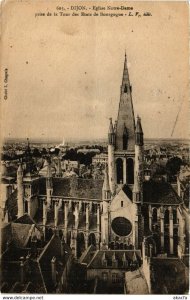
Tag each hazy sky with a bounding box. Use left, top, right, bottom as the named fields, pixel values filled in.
left=1, top=1, right=189, bottom=142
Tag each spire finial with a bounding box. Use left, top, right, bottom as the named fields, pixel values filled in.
left=108, top=117, right=114, bottom=135
left=124, top=50, right=127, bottom=64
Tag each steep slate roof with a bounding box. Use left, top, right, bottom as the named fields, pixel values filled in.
left=38, top=234, right=72, bottom=293
left=143, top=181, right=182, bottom=205
left=14, top=213, right=42, bottom=231
left=122, top=184, right=133, bottom=200
left=39, top=177, right=104, bottom=200
left=1, top=247, right=47, bottom=293
left=1, top=214, right=43, bottom=256
left=11, top=223, right=34, bottom=247
left=151, top=258, right=188, bottom=294
left=1, top=233, right=72, bottom=293
left=88, top=250, right=141, bottom=269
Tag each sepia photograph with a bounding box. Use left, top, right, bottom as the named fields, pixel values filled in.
left=0, top=0, right=189, bottom=296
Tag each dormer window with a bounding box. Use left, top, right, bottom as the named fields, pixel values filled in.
left=124, top=84, right=128, bottom=93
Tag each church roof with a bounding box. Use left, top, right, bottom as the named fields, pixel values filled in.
left=39, top=177, right=104, bottom=200
left=143, top=181, right=182, bottom=205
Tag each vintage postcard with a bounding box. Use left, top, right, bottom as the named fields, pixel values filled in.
left=0, top=0, right=189, bottom=296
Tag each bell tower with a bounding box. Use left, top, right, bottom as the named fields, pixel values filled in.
left=107, top=53, right=145, bottom=251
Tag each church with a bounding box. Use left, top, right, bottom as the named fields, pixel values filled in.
left=2, top=53, right=185, bottom=260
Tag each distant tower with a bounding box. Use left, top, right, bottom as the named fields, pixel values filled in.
left=17, top=164, right=24, bottom=218
left=133, top=116, right=144, bottom=248
left=46, top=161, right=53, bottom=207
left=108, top=118, right=116, bottom=195
left=101, top=165, right=111, bottom=247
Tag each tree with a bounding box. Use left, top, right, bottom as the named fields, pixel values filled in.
left=33, top=148, right=41, bottom=157
left=166, top=157, right=183, bottom=176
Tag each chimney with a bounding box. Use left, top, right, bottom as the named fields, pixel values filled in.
left=51, top=256, right=57, bottom=285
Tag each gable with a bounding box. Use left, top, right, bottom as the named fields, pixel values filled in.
left=110, top=189, right=135, bottom=222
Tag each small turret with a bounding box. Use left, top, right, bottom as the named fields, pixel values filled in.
left=17, top=163, right=23, bottom=177
left=17, top=163, right=24, bottom=218
left=102, top=165, right=111, bottom=203
left=108, top=118, right=115, bottom=146
left=46, top=162, right=52, bottom=179
left=46, top=161, right=53, bottom=207
left=101, top=165, right=111, bottom=248
left=133, top=116, right=144, bottom=203
left=135, top=116, right=143, bottom=146
left=114, top=121, right=117, bottom=133
left=56, top=158, right=62, bottom=177
left=108, top=118, right=116, bottom=195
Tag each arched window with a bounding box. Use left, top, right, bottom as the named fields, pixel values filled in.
left=164, top=209, right=169, bottom=224
left=152, top=208, right=158, bottom=223
left=59, top=230, right=63, bottom=239
left=173, top=228, right=178, bottom=255
left=123, top=129, right=128, bottom=150
left=24, top=201, right=28, bottom=213
left=116, top=158, right=123, bottom=184
left=88, top=233, right=96, bottom=248
left=77, top=232, right=85, bottom=258
left=67, top=231, right=71, bottom=246
left=127, top=158, right=134, bottom=184
left=173, top=209, right=177, bottom=224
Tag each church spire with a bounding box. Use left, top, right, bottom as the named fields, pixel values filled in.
left=115, top=54, right=135, bottom=151
left=122, top=52, right=130, bottom=89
